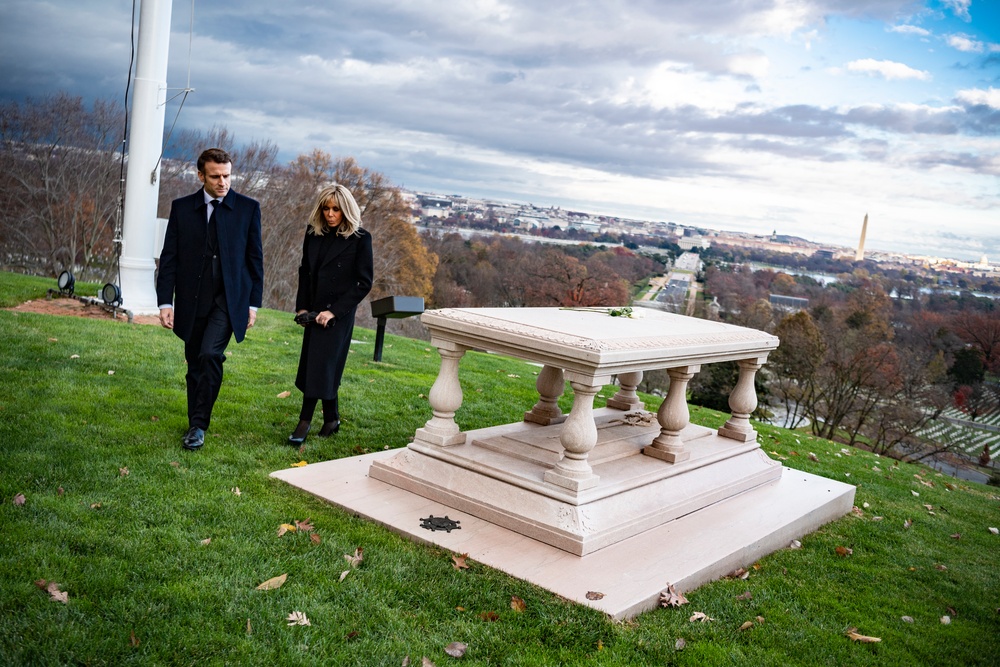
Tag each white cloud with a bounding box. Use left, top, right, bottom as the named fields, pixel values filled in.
left=946, top=33, right=984, bottom=52
left=956, top=87, right=1000, bottom=110
left=845, top=59, right=931, bottom=81
left=889, top=24, right=930, bottom=37
left=942, top=0, right=972, bottom=22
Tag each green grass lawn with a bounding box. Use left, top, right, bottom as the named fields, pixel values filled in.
left=1, top=272, right=998, bottom=666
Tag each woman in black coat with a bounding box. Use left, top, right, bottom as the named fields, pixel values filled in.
left=288, top=184, right=374, bottom=444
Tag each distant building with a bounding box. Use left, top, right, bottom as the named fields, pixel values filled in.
left=769, top=293, right=809, bottom=312
left=416, top=193, right=452, bottom=209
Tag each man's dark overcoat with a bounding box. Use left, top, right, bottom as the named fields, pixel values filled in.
left=294, top=227, right=374, bottom=398
left=156, top=188, right=264, bottom=343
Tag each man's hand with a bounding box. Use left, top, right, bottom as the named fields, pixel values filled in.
left=248, top=309, right=257, bottom=329
left=159, top=306, right=174, bottom=329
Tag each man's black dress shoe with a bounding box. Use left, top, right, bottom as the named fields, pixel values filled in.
left=288, top=420, right=311, bottom=445
left=182, top=427, right=205, bottom=450
left=318, top=420, right=340, bottom=437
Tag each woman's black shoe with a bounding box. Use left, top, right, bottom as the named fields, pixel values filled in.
left=318, top=420, right=340, bottom=437
left=288, top=420, right=311, bottom=445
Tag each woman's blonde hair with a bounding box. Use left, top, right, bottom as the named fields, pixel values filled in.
left=307, top=183, right=363, bottom=237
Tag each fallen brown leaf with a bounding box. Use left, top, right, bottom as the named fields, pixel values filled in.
left=130, top=630, right=139, bottom=647
left=660, top=583, right=689, bottom=608
left=739, top=621, right=754, bottom=631
left=345, top=547, right=364, bottom=568
left=294, top=519, right=314, bottom=532
left=276, top=391, right=291, bottom=398
left=57, top=487, right=64, bottom=496
left=903, top=518, right=913, bottom=529
left=950, top=533, right=961, bottom=540
left=256, top=573, right=288, bottom=590
left=246, top=618, right=252, bottom=634
left=585, top=591, right=605, bottom=600
left=13, top=493, right=25, bottom=506
left=479, top=611, right=499, bottom=622
left=422, top=658, right=435, bottom=667
left=510, top=596, right=526, bottom=612
left=935, top=564, right=948, bottom=571
left=286, top=610, right=310, bottom=626
left=835, top=546, right=853, bottom=557
left=199, top=538, right=211, bottom=546
left=845, top=627, right=881, bottom=643
left=451, top=553, right=469, bottom=570
left=736, top=591, right=753, bottom=601
left=727, top=567, right=749, bottom=580
left=339, top=570, right=350, bottom=582
left=310, top=533, right=321, bottom=545
left=119, top=467, right=129, bottom=477
left=444, top=642, right=468, bottom=657
left=674, top=638, right=686, bottom=650
left=689, top=611, right=714, bottom=622
left=44, top=581, right=68, bottom=604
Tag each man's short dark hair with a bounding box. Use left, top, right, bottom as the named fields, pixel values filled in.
left=197, top=148, right=233, bottom=173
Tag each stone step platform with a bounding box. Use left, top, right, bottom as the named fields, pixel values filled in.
left=272, top=449, right=854, bottom=619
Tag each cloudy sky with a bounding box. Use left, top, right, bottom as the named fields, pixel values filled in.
left=1, top=1, right=998, bottom=261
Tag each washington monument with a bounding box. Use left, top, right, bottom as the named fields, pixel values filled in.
left=855, top=213, right=868, bottom=262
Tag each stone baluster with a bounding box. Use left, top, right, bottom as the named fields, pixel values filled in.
left=644, top=365, right=699, bottom=463
left=543, top=380, right=603, bottom=492
left=524, top=364, right=567, bottom=425
left=606, top=370, right=644, bottom=411
left=718, top=358, right=764, bottom=442
left=413, top=343, right=467, bottom=447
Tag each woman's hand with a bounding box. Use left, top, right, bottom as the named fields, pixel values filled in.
left=316, top=310, right=335, bottom=328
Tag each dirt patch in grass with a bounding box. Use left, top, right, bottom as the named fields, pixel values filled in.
left=7, top=295, right=160, bottom=325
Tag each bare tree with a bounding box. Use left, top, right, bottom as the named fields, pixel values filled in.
left=0, top=94, right=125, bottom=280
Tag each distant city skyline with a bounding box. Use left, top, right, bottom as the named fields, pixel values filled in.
left=407, top=188, right=991, bottom=266
left=1, top=1, right=997, bottom=262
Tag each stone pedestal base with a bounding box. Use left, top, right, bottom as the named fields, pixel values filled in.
left=368, top=409, right=781, bottom=556
left=272, top=449, right=855, bottom=619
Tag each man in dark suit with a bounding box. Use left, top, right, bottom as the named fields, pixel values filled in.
left=156, top=147, right=264, bottom=450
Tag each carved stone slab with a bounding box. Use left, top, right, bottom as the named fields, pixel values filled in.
left=421, top=307, right=779, bottom=380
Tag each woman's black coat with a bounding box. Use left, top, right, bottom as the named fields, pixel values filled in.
left=294, top=226, right=374, bottom=399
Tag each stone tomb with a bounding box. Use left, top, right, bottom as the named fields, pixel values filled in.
left=273, top=307, right=855, bottom=617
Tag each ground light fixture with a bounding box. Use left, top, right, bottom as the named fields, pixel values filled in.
left=56, top=270, right=75, bottom=295
left=101, top=283, right=122, bottom=308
